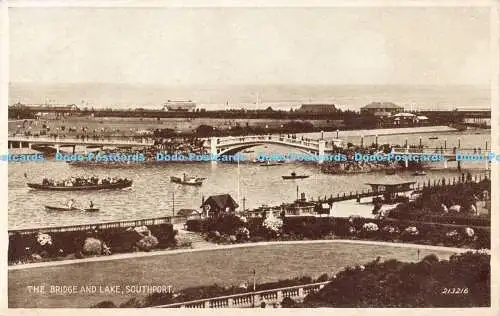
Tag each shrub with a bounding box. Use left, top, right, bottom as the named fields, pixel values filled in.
left=36, top=233, right=52, bottom=246
left=136, top=235, right=159, bottom=252
left=83, top=237, right=102, bottom=255
left=262, top=214, right=283, bottom=238
left=206, top=214, right=245, bottom=235
left=401, top=226, right=419, bottom=241
left=91, top=301, right=117, bottom=308
left=235, top=227, right=250, bottom=241
left=304, top=252, right=490, bottom=307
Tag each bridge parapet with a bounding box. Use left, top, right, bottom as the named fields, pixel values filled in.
left=216, top=135, right=321, bottom=147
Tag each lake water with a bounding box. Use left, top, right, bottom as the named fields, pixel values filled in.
left=8, top=129, right=490, bottom=229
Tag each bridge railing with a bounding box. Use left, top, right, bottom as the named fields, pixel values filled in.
left=8, top=135, right=155, bottom=146
left=215, top=135, right=321, bottom=149
left=153, top=281, right=329, bottom=308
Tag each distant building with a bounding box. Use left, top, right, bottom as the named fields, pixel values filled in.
left=177, top=209, right=202, bottom=219
left=162, top=100, right=196, bottom=112
left=9, top=103, right=80, bottom=119
left=200, top=194, right=239, bottom=217
left=296, top=103, right=337, bottom=113
left=360, top=102, right=403, bottom=117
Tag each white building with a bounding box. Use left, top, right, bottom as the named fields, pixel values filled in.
left=162, top=100, right=197, bottom=112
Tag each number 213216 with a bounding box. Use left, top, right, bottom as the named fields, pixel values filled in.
left=441, top=288, right=469, bottom=294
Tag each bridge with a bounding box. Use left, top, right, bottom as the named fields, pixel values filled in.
left=205, top=135, right=344, bottom=163
left=8, top=135, right=155, bottom=152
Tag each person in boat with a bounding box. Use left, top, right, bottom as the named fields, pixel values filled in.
left=67, top=199, right=75, bottom=209
left=89, top=201, right=94, bottom=208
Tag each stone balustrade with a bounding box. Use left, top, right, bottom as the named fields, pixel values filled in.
left=154, top=281, right=329, bottom=308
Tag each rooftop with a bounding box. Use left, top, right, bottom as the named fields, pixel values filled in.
left=201, top=194, right=239, bottom=209
left=362, top=102, right=403, bottom=109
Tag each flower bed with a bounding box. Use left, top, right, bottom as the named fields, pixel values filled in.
left=186, top=215, right=490, bottom=250
left=8, top=223, right=177, bottom=265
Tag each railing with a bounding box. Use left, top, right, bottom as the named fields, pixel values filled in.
left=391, top=147, right=485, bottom=155
left=8, top=215, right=190, bottom=236
left=8, top=135, right=155, bottom=146
left=153, top=281, right=329, bottom=308
left=215, top=135, right=321, bottom=149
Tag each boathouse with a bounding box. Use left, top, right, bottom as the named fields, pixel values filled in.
left=201, top=194, right=239, bottom=217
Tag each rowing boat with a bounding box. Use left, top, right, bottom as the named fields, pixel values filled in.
left=44, top=206, right=100, bottom=212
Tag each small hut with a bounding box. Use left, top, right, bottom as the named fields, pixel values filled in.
left=200, top=194, right=239, bottom=217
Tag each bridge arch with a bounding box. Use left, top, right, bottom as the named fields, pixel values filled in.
left=216, top=141, right=319, bottom=157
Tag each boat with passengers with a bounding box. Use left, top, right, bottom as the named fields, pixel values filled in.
left=28, top=176, right=133, bottom=191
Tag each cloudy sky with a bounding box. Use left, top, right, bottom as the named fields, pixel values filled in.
left=9, top=6, right=492, bottom=85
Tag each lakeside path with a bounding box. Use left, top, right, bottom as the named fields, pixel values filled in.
left=8, top=240, right=483, bottom=308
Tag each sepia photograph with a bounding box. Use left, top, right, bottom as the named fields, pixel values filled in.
left=4, top=0, right=497, bottom=311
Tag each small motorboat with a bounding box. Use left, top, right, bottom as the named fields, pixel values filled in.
left=428, top=136, right=438, bottom=140
left=413, top=170, right=426, bottom=176
left=84, top=208, right=100, bottom=212
left=171, top=174, right=204, bottom=186
left=242, top=149, right=254, bottom=153
left=282, top=172, right=309, bottom=180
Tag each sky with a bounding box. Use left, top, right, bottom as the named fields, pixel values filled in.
left=8, top=6, right=492, bottom=86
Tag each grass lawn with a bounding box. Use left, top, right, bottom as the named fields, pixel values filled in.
left=8, top=242, right=459, bottom=308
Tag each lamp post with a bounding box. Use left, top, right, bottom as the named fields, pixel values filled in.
left=172, top=192, right=175, bottom=217
left=251, top=269, right=257, bottom=307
